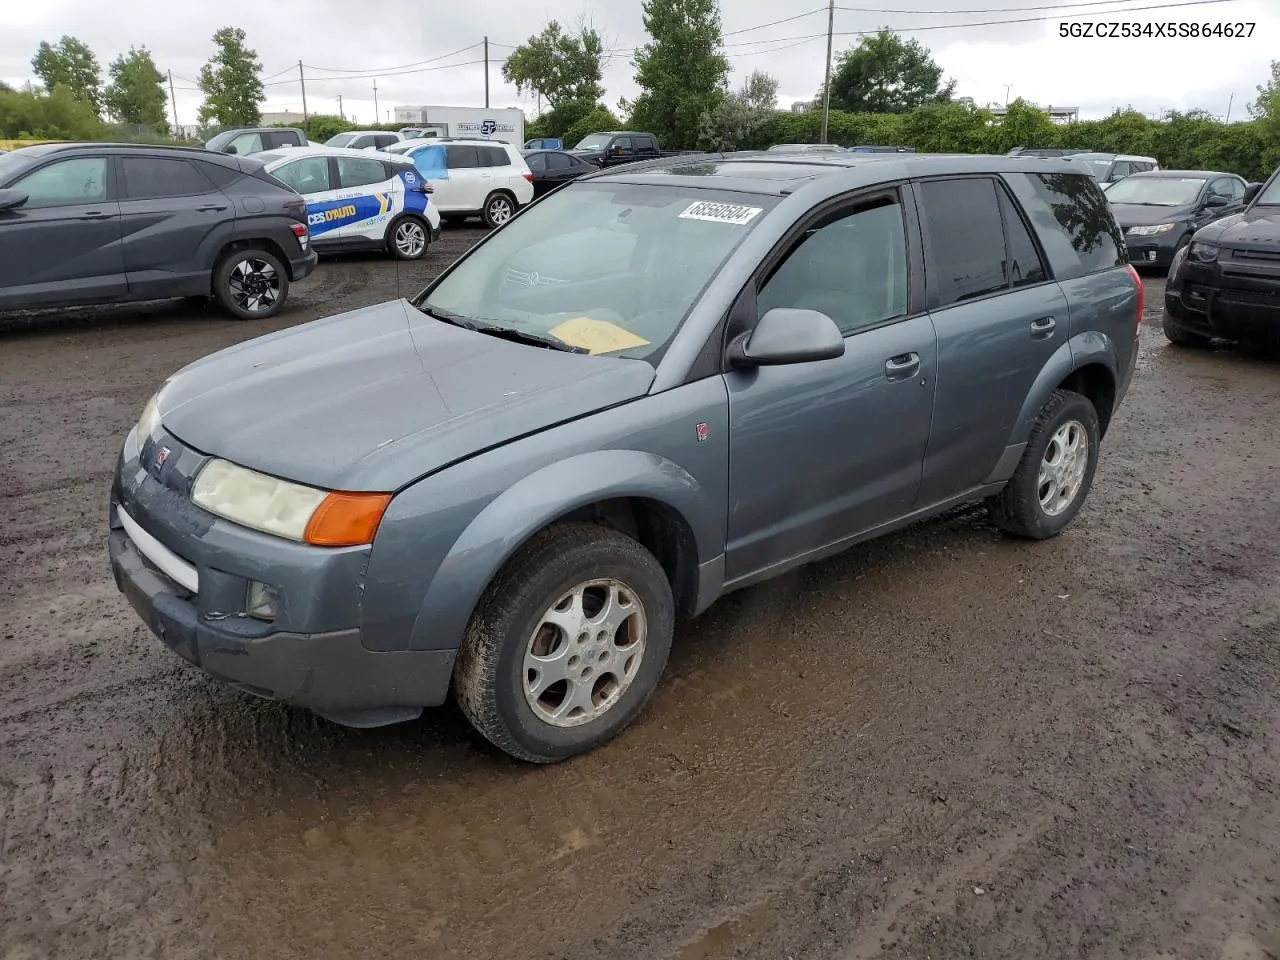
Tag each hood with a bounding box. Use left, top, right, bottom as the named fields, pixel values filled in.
left=1195, top=206, right=1280, bottom=249
left=157, top=300, right=655, bottom=492
left=1110, top=202, right=1194, bottom=227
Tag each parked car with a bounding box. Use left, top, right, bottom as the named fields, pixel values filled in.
left=108, top=152, right=1140, bottom=762
left=386, top=138, right=533, bottom=227
left=569, top=131, right=694, bottom=167
left=324, top=130, right=403, bottom=151
left=1066, top=152, right=1159, bottom=186
left=521, top=148, right=596, bottom=198
left=1163, top=171, right=1278, bottom=348
left=0, top=142, right=315, bottom=318
left=768, top=143, right=848, bottom=154
left=205, top=127, right=308, bottom=156
left=257, top=146, right=440, bottom=260
left=398, top=127, right=427, bottom=139
left=1005, top=147, right=1087, bottom=158
left=1107, top=170, right=1250, bottom=270
left=850, top=145, right=916, bottom=154
left=525, top=138, right=564, bottom=150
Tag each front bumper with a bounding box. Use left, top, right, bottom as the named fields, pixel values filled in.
left=1166, top=256, right=1280, bottom=345
left=1124, top=232, right=1178, bottom=268
left=108, top=431, right=454, bottom=726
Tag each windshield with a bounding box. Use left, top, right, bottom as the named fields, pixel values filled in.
left=1106, top=176, right=1205, bottom=206
left=574, top=134, right=613, bottom=150
left=420, top=182, right=777, bottom=360
left=0, top=149, right=37, bottom=184
left=1254, top=175, right=1280, bottom=205
left=325, top=133, right=356, bottom=147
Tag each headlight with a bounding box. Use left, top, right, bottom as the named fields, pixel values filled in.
left=1188, top=241, right=1219, bottom=263
left=137, top=393, right=162, bottom=440
left=1127, top=223, right=1176, bottom=236
left=190, top=458, right=392, bottom=546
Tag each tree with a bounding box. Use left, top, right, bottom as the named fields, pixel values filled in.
left=823, top=29, right=954, bottom=114
left=502, top=19, right=605, bottom=109
left=628, top=0, right=730, bottom=149
left=197, top=27, right=264, bottom=127
left=0, top=84, right=104, bottom=140
left=102, top=46, right=169, bottom=133
left=562, top=105, right=623, bottom=148
left=697, top=70, right=778, bottom=151
left=31, top=36, right=102, bottom=114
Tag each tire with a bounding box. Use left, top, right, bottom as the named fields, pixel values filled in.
left=213, top=247, right=289, bottom=320
left=988, top=389, right=1100, bottom=540
left=454, top=521, right=675, bottom=763
left=1162, top=308, right=1211, bottom=348
left=481, top=191, right=516, bottom=229
left=387, top=214, right=429, bottom=260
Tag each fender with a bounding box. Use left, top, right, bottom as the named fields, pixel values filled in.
left=406, top=449, right=721, bottom=653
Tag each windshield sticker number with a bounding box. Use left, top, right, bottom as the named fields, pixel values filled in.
left=679, top=201, right=763, bottom=225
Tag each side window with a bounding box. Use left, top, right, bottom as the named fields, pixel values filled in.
left=15, top=157, right=108, bottom=208
left=485, top=146, right=510, bottom=166
left=756, top=195, right=908, bottom=336
left=336, top=156, right=388, bottom=188
left=120, top=157, right=213, bottom=200
left=1227, top=178, right=1246, bottom=199
left=525, top=153, right=547, bottom=173
left=272, top=156, right=331, bottom=193
left=1006, top=172, right=1125, bottom=279
left=228, top=132, right=264, bottom=155
left=1207, top=177, right=1234, bottom=199
left=446, top=146, right=480, bottom=169
left=1111, top=161, right=1131, bottom=179
left=546, top=152, right=572, bottom=171
left=350, top=135, right=372, bottom=150
left=374, top=135, right=398, bottom=149
left=997, top=185, right=1048, bottom=287
left=613, top=137, right=633, bottom=153
left=918, top=177, right=1009, bottom=308
left=197, top=161, right=242, bottom=188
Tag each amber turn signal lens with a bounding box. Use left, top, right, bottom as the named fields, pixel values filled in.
left=303, top=492, right=393, bottom=547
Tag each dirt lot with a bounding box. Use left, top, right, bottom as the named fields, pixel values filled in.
left=2, top=236, right=1279, bottom=960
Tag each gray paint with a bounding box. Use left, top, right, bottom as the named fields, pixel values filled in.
left=110, top=151, right=1141, bottom=721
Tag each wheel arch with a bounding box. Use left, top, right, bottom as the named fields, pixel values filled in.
left=1009, top=334, right=1119, bottom=447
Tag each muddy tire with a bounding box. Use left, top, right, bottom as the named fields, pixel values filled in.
left=213, top=247, right=289, bottom=320
left=481, top=191, right=516, bottom=229
left=454, top=522, right=675, bottom=763
left=988, top=388, right=1100, bottom=540
left=1162, top=308, right=1211, bottom=348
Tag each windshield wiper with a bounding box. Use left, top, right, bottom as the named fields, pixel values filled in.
left=419, top=303, right=479, bottom=330
left=420, top=303, right=587, bottom=353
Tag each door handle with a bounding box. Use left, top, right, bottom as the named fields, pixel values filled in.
left=885, top=352, right=921, bottom=381
left=1030, top=316, right=1056, bottom=339
left=196, top=204, right=228, bottom=213
left=78, top=211, right=112, bottom=220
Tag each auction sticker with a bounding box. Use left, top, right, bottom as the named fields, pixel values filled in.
left=678, top=201, right=763, bottom=225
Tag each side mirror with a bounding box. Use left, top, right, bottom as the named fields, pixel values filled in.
left=225, top=145, right=238, bottom=155
left=0, top=188, right=29, bottom=211
left=727, top=308, right=845, bottom=367
left=1204, top=194, right=1229, bottom=208
left=1244, top=182, right=1262, bottom=203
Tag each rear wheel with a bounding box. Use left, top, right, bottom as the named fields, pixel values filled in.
left=213, top=248, right=288, bottom=320
left=453, top=522, right=675, bottom=763
left=482, top=191, right=516, bottom=229
left=387, top=214, right=429, bottom=260
left=1162, top=308, right=1211, bottom=348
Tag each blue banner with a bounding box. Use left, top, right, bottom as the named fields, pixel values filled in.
left=407, top=144, right=448, bottom=181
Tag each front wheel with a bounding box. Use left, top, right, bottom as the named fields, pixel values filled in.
left=482, top=191, right=516, bottom=229
left=387, top=215, right=429, bottom=260
left=453, top=522, right=675, bottom=763
left=988, top=389, right=1100, bottom=540
left=213, top=248, right=289, bottom=320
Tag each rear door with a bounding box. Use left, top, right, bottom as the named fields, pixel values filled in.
left=0, top=153, right=124, bottom=308
left=332, top=154, right=397, bottom=245
left=117, top=154, right=232, bottom=298
left=444, top=145, right=485, bottom=211
left=913, top=175, right=1069, bottom=506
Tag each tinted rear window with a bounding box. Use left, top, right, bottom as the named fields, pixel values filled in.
left=121, top=156, right=215, bottom=200
left=483, top=145, right=510, bottom=166
left=1004, top=172, right=1125, bottom=279
left=196, top=160, right=242, bottom=188
left=917, top=177, right=1009, bottom=308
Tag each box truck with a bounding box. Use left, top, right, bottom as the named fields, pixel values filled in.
left=392, top=106, right=525, bottom=146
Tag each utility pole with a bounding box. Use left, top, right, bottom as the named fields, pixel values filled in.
left=484, top=36, right=490, bottom=108
left=1226, top=91, right=1234, bottom=123
left=373, top=79, right=379, bottom=123
left=337, top=93, right=343, bottom=121
left=820, top=0, right=834, bottom=144
left=299, top=60, right=308, bottom=122
left=167, top=69, right=179, bottom=138
left=1004, top=83, right=1013, bottom=106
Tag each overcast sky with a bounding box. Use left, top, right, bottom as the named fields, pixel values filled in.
left=3, top=0, right=1275, bottom=127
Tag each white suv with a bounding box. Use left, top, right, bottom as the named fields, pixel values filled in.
left=388, top=138, right=534, bottom=227
left=325, top=130, right=404, bottom=151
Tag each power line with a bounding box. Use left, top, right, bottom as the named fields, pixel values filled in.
left=301, top=42, right=482, bottom=75
left=835, top=0, right=1172, bottom=12
left=724, top=8, right=827, bottom=36
left=267, top=58, right=501, bottom=86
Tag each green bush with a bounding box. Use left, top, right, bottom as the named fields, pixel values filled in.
left=299, top=114, right=353, bottom=142
left=561, top=105, right=623, bottom=149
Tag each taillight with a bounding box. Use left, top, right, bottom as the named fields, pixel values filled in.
left=522, top=171, right=533, bottom=183
left=1125, top=263, right=1143, bottom=337
left=290, top=221, right=309, bottom=250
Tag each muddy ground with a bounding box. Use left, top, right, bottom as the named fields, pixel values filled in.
left=2, top=233, right=1279, bottom=960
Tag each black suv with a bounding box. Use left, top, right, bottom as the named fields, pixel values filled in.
left=1164, top=171, right=1279, bottom=348
left=0, top=143, right=317, bottom=320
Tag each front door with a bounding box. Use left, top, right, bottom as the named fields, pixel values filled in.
left=0, top=154, right=124, bottom=309
left=272, top=154, right=346, bottom=250
left=724, top=190, right=938, bottom=582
